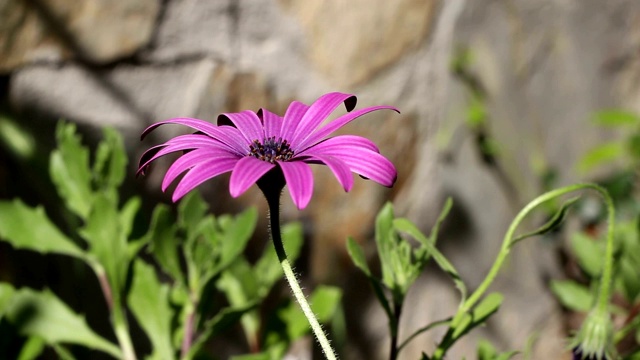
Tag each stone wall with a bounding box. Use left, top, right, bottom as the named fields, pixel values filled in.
left=3, top=0, right=640, bottom=358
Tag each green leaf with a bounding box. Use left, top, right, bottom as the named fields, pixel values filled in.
left=93, top=127, right=127, bottom=192
left=119, top=197, right=141, bottom=241
left=254, top=222, right=304, bottom=294
left=477, top=339, right=498, bottom=360
left=577, top=142, right=625, bottom=174
left=452, top=293, right=503, bottom=340
left=80, top=193, right=129, bottom=295
left=309, top=285, right=342, bottom=322
left=570, top=232, right=604, bottom=278
left=0, top=282, right=15, bottom=319
left=213, top=207, right=258, bottom=274
left=17, top=336, right=45, bottom=360
left=187, top=302, right=257, bottom=359
left=178, top=191, right=209, bottom=233
left=550, top=280, right=593, bottom=312
left=146, top=204, right=183, bottom=281
left=0, top=200, right=86, bottom=259
left=128, top=260, right=174, bottom=360
left=592, top=110, right=640, bottom=127
left=511, top=196, right=580, bottom=246
left=429, top=197, right=453, bottom=245
left=5, top=288, right=121, bottom=358
left=49, top=122, right=93, bottom=219
left=375, top=202, right=396, bottom=289
left=393, top=218, right=467, bottom=301
left=346, top=237, right=371, bottom=276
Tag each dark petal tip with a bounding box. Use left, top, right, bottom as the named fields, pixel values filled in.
left=344, top=95, right=357, bottom=112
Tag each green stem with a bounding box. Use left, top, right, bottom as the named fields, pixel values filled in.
left=95, top=266, right=137, bottom=360
left=262, top=183, right=338, bottom=360
left=434, top=183, right=616, bottom=359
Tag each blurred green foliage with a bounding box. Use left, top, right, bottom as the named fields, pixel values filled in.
left=0, top=122, right=342, bottom=360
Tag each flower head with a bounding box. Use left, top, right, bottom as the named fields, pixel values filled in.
left=138, top=92, right=399, bottom=209
left=571, top=309, right=616, bottom=360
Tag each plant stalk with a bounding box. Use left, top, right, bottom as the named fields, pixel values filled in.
left=261, top=179, right=338, bottom=360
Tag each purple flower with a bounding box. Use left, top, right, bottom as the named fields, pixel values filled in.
left=138, top=92, right=399, bottom=209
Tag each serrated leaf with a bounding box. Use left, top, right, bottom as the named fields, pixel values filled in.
left=146, top=204, right=183, bottom=281
left=346, top=237, right=371, bottom=276
left=393, top=218, right=467, bottom=302
left=577, top=142, right=625, bottom=174
left=550, top=280, right=593, bottom=312
left=511, top=196, right=580, bottom=246
left=5, top=288, right=120, bottom=358
left=49, top=122, right=93, bottom=219
left=80, top=194, right=128, bottom=295
left=592, top=110, right=640, bottom=127
left=128, top=260, right=174, bottom=360
left=93, top=127, right=127, bottom=192
left=570, top=232, right=604, bottom=278
left=0, top=200, right=85, bottom=259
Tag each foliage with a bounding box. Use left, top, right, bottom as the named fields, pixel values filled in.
left=0, top=123, right=341, bottom=360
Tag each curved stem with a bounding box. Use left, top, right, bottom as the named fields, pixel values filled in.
left=434, top=183, right=616, bottom=359
left=263, top=189, right=338, bottom=360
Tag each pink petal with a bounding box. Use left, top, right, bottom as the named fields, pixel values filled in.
left=217, top=111, right=265, bottom=143
left=258, top=108, right=283, bottom=139
left=138, top=136, right=234, bottom=176
left=297, top=106, right=399, bottom=151
left=290, top=92, right=357, bottom=149
left=141, top=118, right=248, bottom=155
left=278, top=161, right=314, bottom=209
left=229, top=157, right=276, bottom=198
left=171, top=156, right=238, bottom=201
left=162, top=148, right=238, bottom=191
left=307, top=142, right=397, bottom=187
left=280, top=101, right=310, bottom=143
left=305, top=155, right=353, bottom=192
left=297, top=135, right=379, bottom=157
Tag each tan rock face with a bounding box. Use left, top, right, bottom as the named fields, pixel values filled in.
left=0, top=0, right=159, bottom=72
left=280, top=0, right=437, bottom=87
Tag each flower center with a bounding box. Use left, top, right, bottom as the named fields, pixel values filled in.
left=249, top=137, right=294, bottom=163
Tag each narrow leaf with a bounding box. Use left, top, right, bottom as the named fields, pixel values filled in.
left=346, top=237, right=371, bottom=276
left=570, top=232, right=604, bottom=277
left=511, top=196, right=580, bottom=246
left=375, top=202, right=396, bottom=289
left=5, top=288, right=121, bottom=358
left=393, top=218, right=467, bottom=301
left=0, top=200, right=85, bottom=259
left=577, top=142, right=625, bottom=174
left=429, top=197, right=453, bottom=245
left=17, top=336, right=45, bottom=360
left=592, top=110, right=640, bottom=127
left=550, top=280, right=593, bottom=312
left=0, top=282, right=15, bottom=320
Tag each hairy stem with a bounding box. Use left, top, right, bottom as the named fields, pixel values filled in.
left=263, top=187, right=338, bottom=360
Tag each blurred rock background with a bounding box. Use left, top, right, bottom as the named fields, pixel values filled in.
left=2, top=0, right=640, bottom=358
